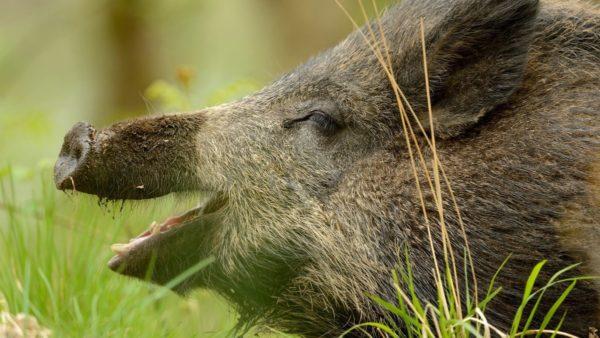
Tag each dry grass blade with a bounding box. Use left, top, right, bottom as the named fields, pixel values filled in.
left=331, top=2, right=584, bottom=338
left=337, top=0, right=449, bottom=316
left=335, top=0, right=476, bottom=325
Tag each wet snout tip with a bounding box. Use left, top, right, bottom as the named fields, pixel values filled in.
left=53, top=121, right=95, bottom=191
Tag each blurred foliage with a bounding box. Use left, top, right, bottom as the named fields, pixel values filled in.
left=144, top=69, right=261, bottom=111
left=145, top=79, right=190, bottom=111
left=0, top=0, right=393, bottom=168
left=0, top=166, right=239, bottom=337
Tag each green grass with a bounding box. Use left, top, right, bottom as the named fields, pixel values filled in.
left=0, top=167, right=588, bottom=338
left=341, top=255, right=588, bottom=338
left=0, top=163, right=589, bottom=338
left=0, top=165, right=239, bottom=337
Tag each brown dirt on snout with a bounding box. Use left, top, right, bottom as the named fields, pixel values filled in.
left=590, top=327, right=599, bottom=338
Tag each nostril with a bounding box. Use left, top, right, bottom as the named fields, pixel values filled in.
left=54, top=121, right=96, bottom=190
left=63, top=122, right=94, bottom=158
left=72, top=143, right=83, bottom=160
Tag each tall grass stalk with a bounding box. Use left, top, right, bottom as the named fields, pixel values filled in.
left=334, top=1, right=589, bottom=337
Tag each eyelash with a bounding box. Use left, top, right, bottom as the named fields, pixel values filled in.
left=283, top=110, right=339, bottom=134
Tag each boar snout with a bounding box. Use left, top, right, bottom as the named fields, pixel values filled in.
left=54, top=121, right=95, bottom=191
left=54, top=114, right=205, bottom=200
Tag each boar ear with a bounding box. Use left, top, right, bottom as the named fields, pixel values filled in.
left=414, top=0, right=539, bottom=138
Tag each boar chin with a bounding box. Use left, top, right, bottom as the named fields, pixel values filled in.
left=107, top=192, right=227, bottom=292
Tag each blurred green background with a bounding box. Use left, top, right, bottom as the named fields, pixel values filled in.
left=0, top=1, right=392, bottom=337
left=1, top=0, right=390, bottom=168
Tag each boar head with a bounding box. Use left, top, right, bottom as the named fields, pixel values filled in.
left=54, top=0, right=600, bottom=335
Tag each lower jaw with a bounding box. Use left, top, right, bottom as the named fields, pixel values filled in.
left=107, top=192, right=227, bottom=278
left=109, top=204, right=207, bottom=256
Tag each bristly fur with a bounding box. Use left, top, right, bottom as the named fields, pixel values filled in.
left=54, top=0, right=599, bottom=336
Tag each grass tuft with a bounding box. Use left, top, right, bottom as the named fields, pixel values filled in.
left=0, top=165, right=237, bottom=337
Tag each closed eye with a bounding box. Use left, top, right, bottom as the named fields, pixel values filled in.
left=283, top=110, right=340, bottom=135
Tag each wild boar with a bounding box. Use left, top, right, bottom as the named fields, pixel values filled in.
left=54, top=0, right=599, bottom=336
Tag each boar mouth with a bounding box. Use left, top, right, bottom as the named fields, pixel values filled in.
left=54, top=119, right=227, bottom=288
left=106, top=192, right=228, bottom=287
